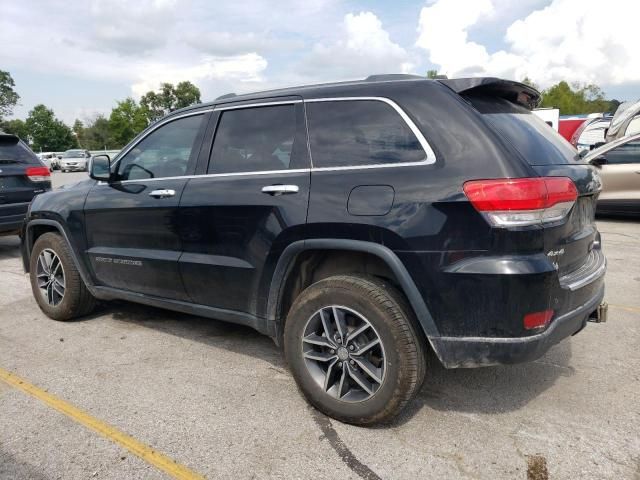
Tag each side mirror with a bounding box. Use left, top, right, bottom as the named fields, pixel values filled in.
left=89, top=154, right=112, bottom=181
left=589, top=155, right=608, bottom=167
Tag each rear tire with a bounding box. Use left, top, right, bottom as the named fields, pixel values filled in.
left=29, top=232, right=96, bottom=321
left=284, top=274, right=426, bottom=425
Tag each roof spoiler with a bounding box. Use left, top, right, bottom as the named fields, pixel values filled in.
left=438, top=77, right=541, bottom=110
left=0, top=133, right=20, bottom=144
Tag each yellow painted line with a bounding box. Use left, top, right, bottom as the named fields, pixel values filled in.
left=609, top=304, right=640, bottom=314
left=0, top=367, right=205, bottom=480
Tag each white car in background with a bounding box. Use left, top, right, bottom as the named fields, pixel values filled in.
left=60, top=149, right=91, bottom=172
left=36, top=152, right=58, bottom=171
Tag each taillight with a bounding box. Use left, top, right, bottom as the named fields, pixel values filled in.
left=26, top=166, right=51, bottom=182
left=523, top=309, right=554, bottom=330
left=463, top=177, right=578, bottom=227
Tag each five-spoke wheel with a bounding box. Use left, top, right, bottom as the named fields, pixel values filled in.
left=285, top=275, right=426, bottom=425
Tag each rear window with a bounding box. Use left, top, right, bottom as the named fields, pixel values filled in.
left=466, top=96, right=582, bottom=166
left=0, top=137, right=38, bottom=164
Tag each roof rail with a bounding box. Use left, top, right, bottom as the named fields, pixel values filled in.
left=364, top=74, right=424, bottom=82
left=216, top=92, right=237, bottom=100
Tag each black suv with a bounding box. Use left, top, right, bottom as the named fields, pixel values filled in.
left=1, top=133, right=51, bottom=236
left=21, top=76, right=607, bottom=424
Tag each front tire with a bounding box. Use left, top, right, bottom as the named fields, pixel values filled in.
left=284, top=275, right=426, bottom=425
left=29, top=232, right=96, bottom=321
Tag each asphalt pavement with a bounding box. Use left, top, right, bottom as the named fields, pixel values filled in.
left=0, top=170, right=638, bottom=479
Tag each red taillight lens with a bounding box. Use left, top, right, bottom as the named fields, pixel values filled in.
left=523, top=309, right=554, bottom=330
left=463, top=177, right=578, bottom=227
left=25, top=166, right=51, bottom=182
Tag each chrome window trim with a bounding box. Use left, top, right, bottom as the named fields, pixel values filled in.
left=305, top=96, right=436, bottom=168
left=213, top=99, right=302, bottom=111
left=102, top=96, right=437, bottom=185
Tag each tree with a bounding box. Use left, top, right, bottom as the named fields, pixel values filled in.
left=521, top=77, right=539, bottom=90
left=0, top=70, right=20, bottom=121
left=108, top=98, right=148, bottom=147
left=72, top=119, right=85, bottom=148
left=140, top=81, right=201, bottom=123
left=0, top=118, right=29, bottom=140
left=82, top=115, right=114, bottom=150
left=426, top=69, right=439, bottom=79
left=539, top=81, right=611, bottom=115
left=25, top=104, right=77, bottom=152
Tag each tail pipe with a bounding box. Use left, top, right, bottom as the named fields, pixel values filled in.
left=588, top=302, right=608, bottom=323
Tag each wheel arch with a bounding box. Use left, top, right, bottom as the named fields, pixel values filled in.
left=266, top=239, right=442, bottom=352
left=24, top=219, right=95, bottom=291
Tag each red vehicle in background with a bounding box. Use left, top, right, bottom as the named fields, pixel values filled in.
left=559, top=116, right=588, bottom=142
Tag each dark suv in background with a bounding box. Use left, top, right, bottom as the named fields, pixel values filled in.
left=0, top=133, right=51, bottom=236
left=21, top=75, right=607, bottom=424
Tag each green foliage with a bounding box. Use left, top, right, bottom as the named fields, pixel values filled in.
left=25, top=104, right=77, bottom=151
left=426, top=70, right=439, bottom=79
left=140, top=81, right=201, bottom=123
left=108, top=98, right=148, bottom=147
left=0, top=70, right=20, bottom=120
left=539, top=81, right=612, bottom=115
left=0, top=118, right=29, bottom=139
left=81, top=115, right=115, bottom=150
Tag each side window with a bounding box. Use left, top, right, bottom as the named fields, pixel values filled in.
left=606, top=140, right=640, bottom=165
left=208, top=104, right=297, bottom=174
left=116, top=114, right=204, bottom=181
left=306, top=100, right=426, bottom=168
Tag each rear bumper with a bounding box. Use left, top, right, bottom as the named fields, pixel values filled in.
left=431, top=283, right=605, bottom=368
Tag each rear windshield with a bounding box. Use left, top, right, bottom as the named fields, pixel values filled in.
left=466, top=96, right=582, bottom=165
left=0, top=137, right=38, bottom=164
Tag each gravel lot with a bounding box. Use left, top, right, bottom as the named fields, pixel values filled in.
left=1, top=171, right=639, bottom=479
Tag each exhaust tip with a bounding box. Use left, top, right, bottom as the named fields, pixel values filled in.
left=588, top=302, right=608, bottom=323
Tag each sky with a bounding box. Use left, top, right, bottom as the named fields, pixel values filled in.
left=2, top=0, right=639, bottom=124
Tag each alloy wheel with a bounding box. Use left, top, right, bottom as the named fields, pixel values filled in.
left=36, top=248, right=66, bottom=306
left=301, top=305, right=386, bottom=403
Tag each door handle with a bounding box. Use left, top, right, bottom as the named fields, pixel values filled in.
left=149, top=189, right=176, bottom=198
left=261, top=185, right=299, bottom=196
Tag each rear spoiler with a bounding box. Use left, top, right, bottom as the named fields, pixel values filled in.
left=0, top=133, right=20, bottom=144
left=438, top=77, right=541, bottom=110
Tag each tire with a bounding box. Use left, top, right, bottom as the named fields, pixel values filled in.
left=284, top=274, right=426, bottom=425
left=29, top=232, right=96, bottom=321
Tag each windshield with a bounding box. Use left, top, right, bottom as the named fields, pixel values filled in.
left=63, top=150, right=85, bottom=158
left=466, top=96, right=582, bottom=166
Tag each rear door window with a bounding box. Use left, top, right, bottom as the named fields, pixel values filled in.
left=208, top=104, right=297, bottom=174
left=306, top=99, right=426, bottom=168
left=467, top=96, right=582, bottom=166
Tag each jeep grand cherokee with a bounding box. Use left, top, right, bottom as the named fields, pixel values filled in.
left=21, top=75, right=607, bottom=424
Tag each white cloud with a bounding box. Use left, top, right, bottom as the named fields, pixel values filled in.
left=130, top=54, right=268, bottom=97
left=300, top=12, right=412, bottom=80
left=416, top=0, right=640, bottom=88
left=88, top=0, right=181, bottom=55
left=184, top=31, right=303, bottom=56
